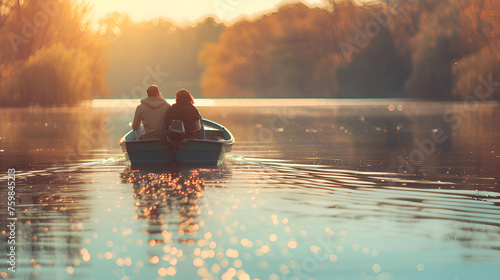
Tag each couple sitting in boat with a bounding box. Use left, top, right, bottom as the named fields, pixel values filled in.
left=131, top=85, right=204, bottom=141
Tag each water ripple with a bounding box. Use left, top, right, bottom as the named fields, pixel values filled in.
left=222, top=158, right=500, bottom=228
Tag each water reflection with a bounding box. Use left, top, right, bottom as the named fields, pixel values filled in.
left=121, top=167, right=230, bottom=240
left=123, top=168, right=205, bottom=242
left=223, top=103, right=498, bottom=189
left=0, top=168, right=89, bottom=279
left=2, top=102, right=498, bottom=188
left=1, top=101, right=499, bottom=279
left=113, top=167, right=232, bottom=279
left=0, top=107, right=127, bottom=171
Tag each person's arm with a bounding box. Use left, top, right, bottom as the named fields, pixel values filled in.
left=164, top=107, right=173, bottom=129
left=194, top=109, right=202, bottom=131
left=132, top=106, right=142, bottom=131
left=194, top=108, right=205, bottom=139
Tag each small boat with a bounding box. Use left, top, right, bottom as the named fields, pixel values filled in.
left=120, top=119, right=234, bottom=166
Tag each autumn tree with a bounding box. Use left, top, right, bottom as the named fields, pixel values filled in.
left=200, top=3, right=409, bottom=98
left=102, top=14, right=225, bottom=98
left=451, top=0, right=500, bottom=99
left=200, top=0, right=498, bottom=99
left=461, top=0, right=500, bottom=59
left=0, top=0, right=108, bottom=106
left=403, top=0, right=476, bottom=98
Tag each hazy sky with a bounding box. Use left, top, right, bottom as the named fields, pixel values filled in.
left=83, top=0, right=326, bottom=24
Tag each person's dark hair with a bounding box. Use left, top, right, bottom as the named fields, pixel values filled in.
left=175, top=89, right=194, bottom=105
left=147, top=85, right=160, bottom=97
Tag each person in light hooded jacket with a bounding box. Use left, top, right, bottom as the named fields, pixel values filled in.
left=132, top=85, right=171, bottom=139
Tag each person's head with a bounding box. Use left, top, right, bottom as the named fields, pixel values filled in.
left=147, top=85, right=160, bottom=97
left=175, top=89, right=194, bottom=105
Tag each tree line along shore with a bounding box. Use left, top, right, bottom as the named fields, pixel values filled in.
left=0, top=0, right=499, bottom=106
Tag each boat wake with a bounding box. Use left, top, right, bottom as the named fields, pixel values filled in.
left=224, top=156, right=500, bottom=228
left=0, top=156, right=127, bottom=181
left=3, top=153, right=499, bottom=229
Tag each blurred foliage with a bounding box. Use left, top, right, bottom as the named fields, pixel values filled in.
left=101, top=14, right=224, bottom=98
left=1, top=0, right=499, bottom=105
left=404, top=1, right=470, bottom=98
left=452, top=0, right=500, bottom=98
left=0, top=0, right=108, bottom=106
left=18, top=43, right=94, bottom=105
left=200, top=0, right=500, bottom=99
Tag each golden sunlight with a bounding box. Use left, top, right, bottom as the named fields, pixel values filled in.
left=83, top=0, right=325, bottom=24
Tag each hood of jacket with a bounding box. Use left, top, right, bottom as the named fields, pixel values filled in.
left=140, top=96, right=168, bottom=109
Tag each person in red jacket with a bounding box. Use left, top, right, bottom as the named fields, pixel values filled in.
left=164, top=89, right=204, bottom=139
left=132, top=85, right=171, bottom=139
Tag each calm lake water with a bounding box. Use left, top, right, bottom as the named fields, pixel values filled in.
left=0, top=99, right=499, bottom=280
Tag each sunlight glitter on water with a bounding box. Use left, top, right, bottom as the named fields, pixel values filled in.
left=1, top=101, right=499, bottom=279
left=2, top=157, right=499, bottom=280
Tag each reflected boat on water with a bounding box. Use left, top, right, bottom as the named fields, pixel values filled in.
left=121, top=167, right=230, bottom=245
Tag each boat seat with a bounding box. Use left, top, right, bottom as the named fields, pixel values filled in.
left=205, top=130, right=224, bottom=140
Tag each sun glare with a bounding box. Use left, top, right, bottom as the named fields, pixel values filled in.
left=83, top=0, right=326, bottom=25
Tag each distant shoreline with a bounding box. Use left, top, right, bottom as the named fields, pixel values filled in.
left=1, top=98, right=499, bottom=109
